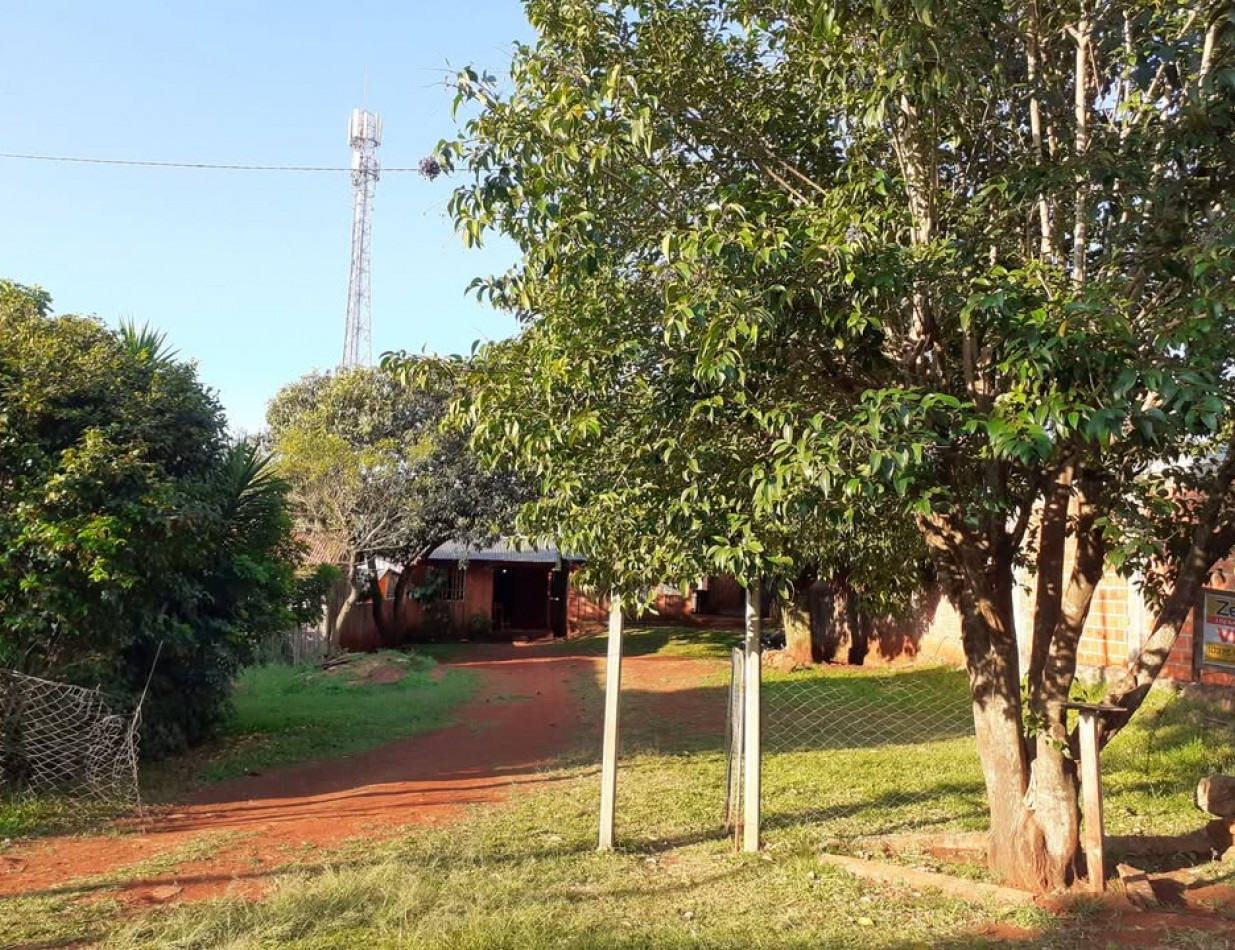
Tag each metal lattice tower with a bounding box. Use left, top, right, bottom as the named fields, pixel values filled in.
left=342, top=108, right=381, bottom=368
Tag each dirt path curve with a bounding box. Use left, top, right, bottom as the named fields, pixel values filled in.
left=0, top=648, right=598, bottom=904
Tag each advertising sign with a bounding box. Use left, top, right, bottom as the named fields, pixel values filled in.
left=1201, top=588, right=1235, bottom=670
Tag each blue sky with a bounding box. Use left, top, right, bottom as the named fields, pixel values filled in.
left=0, top=1, right=533, bottom=433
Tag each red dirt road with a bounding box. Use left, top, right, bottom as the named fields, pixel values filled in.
left=0, top=648, right=602, bottom=903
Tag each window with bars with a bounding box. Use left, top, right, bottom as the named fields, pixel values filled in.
left=444, top=565, right=466, bottom=602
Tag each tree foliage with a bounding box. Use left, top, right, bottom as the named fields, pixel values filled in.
left=0, top=280, right=299, bottom=757
left=267, top=365, right=523, bottom=645
left=406, top=0, right=1235, bottom=889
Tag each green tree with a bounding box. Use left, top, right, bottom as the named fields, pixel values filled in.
left=267, top=365, right=522, bottom=648
left=0, top=280, right=298, bottom=757
left=405, top=0, right=1235, bottom=889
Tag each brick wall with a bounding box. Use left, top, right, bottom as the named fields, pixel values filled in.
left=453, top=565, right=494, bottom=631
left=568, top=585, right=610, bottom=632
left=855, top=554, right=1233, bottom=689
left=1159, top=555, right=1235, bottom=686
left=1075, top=571, right=1135, bottom=671
left=567, top=581, right=747, bottom=633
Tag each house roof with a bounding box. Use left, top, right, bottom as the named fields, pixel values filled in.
left=299, top=532, right=348, bottom=567
left=427, top=539, right=577, bottom=564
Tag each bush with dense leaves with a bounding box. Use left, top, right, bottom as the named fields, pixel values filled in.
left=0, top=280, right=299, bottom=758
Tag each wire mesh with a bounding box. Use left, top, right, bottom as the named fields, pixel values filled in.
left=756, top=661, right=987, bottom=839
left=734, top=650, right=1231, bottom=846
left=0, top=669, right=142, bottom=807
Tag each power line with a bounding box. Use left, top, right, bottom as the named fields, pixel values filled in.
left=0, top=151, right=425, bottom=173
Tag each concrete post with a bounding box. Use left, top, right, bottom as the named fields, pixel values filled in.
left=743, top=583, right=762, bottom=852
left=598, top=594, right=623, bottom=851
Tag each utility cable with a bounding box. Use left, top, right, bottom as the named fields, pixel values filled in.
left=0, top=151, right=426, bottom=173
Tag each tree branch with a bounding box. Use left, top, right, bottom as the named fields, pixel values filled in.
left=1071, top=8, right=1092, bottom=287
left=1099, top=431, right=1235, bottom=742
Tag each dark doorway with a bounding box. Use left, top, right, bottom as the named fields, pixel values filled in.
left=549, top=568, right=569, bottom=638
left=493, top=565, right=549, bottom=632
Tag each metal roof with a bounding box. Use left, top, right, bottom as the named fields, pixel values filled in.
left=427, top=539, right=577, bottom=564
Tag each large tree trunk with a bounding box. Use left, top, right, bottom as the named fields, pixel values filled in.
left=970, top=674, right=1042, bottom=887
left=971, top=695, right=1080, bottom=892
left=332, top=585, right=361, bottom=653
left=960, top=597, right=1063, bottom=891
left=839, top=586, right=871, bottom=665
left=810, top=576, right=869, bottom=664
left=966, top=611, right=1082, bottom=892
left=783, top=581, right=818, bottom=665
left=927, top=513, right=1081, bottom=892
left=784, top=573, right=858, bottom=665
left=390, top=563, right=417, bottom=644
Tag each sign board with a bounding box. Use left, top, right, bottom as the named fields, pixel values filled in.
left=1201, top=588, right=1235, bottom=670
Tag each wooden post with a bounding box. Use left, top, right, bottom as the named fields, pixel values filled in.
left=598, top=594, right=623, bottom=851
left=742, top=583, right=762, bottom=852
left=1077, top=708, right=1105, bottom=892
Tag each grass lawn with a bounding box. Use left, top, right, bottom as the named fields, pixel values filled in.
left=0, top=794, right=117, bottom=840
left=144, top=651, right=476, bottom=795
left=105, top=751, right=1053, bottom=950
left=103, top=743, right=1234, bottom=950
left=1102, top=687, right=1235, bottom=836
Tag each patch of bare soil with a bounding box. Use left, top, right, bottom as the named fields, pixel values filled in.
left=620, top=655, right=728, bottom=741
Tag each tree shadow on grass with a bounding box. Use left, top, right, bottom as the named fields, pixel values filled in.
left=762, top=781, right=988, bottom=836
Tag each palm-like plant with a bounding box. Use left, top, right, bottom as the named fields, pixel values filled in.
left=118, top=322, right=177, bottom=366
left=215, top=441, right=290, bottom=554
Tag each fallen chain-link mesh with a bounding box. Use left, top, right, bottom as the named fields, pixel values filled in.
left=0, top=669, right=142, bottom=807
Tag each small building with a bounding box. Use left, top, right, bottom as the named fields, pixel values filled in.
left=424, top=541, right=574, bottom=639
left=335, top=541, right=575, bottom=649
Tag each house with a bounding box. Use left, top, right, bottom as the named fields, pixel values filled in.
left=423, top=540, right=574, bottom=638
left=317, top=524, right=1232, bottom=688
left=567, top=576, right=751, bottom=631
left=334, top=541, right=574, bottom=649
left=330, top=538, right=753, bottom=650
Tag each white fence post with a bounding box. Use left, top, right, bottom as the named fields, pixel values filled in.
left=598, top=593, right=623, bottom=851
left=743, top=583, right=762, bottom=852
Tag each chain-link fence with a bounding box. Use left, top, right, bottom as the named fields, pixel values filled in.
left=255, top=624, right=331, bottom=666
left=725, top=650, right=1233, bottom=846
left=727, top=654, right=987, bottom=841
left=0, top=669, right=143, bottom=807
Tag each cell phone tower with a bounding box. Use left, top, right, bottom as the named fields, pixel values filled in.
left=342, top=108, right=382, bottom=369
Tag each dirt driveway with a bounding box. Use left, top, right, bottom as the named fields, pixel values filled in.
left=0, top=645, right=726, bottom=906
left=0, top=648, right=607, bottom=903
